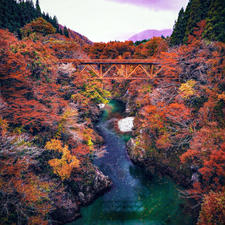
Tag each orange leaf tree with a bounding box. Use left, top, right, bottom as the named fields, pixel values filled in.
left=45, top=139, right=80, bottom=180
left=21, top=17, right=56, bottom=38
left=0, top=29, right=66, bottom=132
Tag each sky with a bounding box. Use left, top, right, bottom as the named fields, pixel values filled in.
left=39, top=0, right=189, bottom=42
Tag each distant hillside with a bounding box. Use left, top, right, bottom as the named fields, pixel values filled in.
left=58, top=25, right=92, bottom=46
left=128, top=29, right=172, bottom=42
left=69, top=29, right=92, bottom=45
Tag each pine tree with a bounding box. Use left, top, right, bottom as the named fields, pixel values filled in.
left=0, top=0, right=7, bottom=29
left=59, top=28, right=63, bottom=35
left=184, top=0, right=202, bottom=41
left=204, top=0, right=225, bottom=42
left=52, top=16, right=58, bottom=26
left=170, top=0, right=223, bottom=45
left=0, top=0, right=61, bottom=35
left=200, top=0, right=212, bottom=16
left=63, top=26, right=69, bottom=38
left=170, top=8, right=186, bottom=45
left=52, top=16, right=60, bottom=32
left=35, top=0, right=41, bottom=16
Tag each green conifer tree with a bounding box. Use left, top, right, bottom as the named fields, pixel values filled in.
left=204, top=0, right=225, bottom=42
left=59, top=28, right=63, bottom=35
left=170, top=0, right=215, bottom=45
left=63, top=26, right=69, bottom=38
left=35, top=0, right=41, bottom=16
left=170, top=8, right=186, bottom=45
left=52, top=16, right=60, bottom=32
left=0, top=0, right=61, bottom=35
left=184, top=0, right=202, bottom=40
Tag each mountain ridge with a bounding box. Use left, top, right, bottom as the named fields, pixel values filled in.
left=128, top=29, right=172, bottom=42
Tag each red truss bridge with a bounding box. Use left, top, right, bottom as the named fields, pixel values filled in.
left=62, top=59, right=161, bottom=80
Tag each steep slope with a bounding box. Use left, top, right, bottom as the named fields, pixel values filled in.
left=0, top=19, right=110, bottom=225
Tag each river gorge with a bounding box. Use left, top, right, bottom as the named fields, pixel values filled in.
left=67, top=100, right=194, bottom=225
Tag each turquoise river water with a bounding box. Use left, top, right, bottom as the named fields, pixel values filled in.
left=68, top=101, right=194, bottom=225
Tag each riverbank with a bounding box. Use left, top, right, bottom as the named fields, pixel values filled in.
left=126, top=138, right=191, bottom=187
left=51, top=164, right=112, bottom=224
left=50, top=104, right=113, bottom=224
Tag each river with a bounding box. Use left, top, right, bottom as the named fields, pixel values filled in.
left=68, top=101, right=194, bottom=225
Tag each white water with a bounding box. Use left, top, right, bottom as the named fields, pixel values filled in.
left=118, top=117, right=134, bottom=132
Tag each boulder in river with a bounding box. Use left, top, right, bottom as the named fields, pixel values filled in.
left=118, top=117, right=134, bottom=132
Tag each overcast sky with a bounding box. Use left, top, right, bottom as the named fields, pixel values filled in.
left=39, top=0, right=189, bottom=42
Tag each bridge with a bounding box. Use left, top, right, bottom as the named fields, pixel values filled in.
left=62, top=59, right=161, bottom=80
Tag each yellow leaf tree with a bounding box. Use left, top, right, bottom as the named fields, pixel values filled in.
left=45, top=139, right=80, bottom=180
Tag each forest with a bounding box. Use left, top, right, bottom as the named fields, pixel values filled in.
left=0, top=0, right=225, bottom=225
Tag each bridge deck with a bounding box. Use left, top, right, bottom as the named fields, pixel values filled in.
left=63, top=59, right=159, bottom=65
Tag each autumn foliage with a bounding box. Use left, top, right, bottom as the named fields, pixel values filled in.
left=0, top=13, right=225, bottom=225
left=0, top=20, right=105, bottom=225
left=122, top=21, right=225, bottom=225
left=45, top=139, right=80, bottom=180
left=197, top=190, right=225, bottom=225
left=0, top=135, right=54, bottom=225
left=0, top=29, right=67, bottom=132
left=84, top=37, right=168, bottom=60
left=21, top=17, right=56, bottom=38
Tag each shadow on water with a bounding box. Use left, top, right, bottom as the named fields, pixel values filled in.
left=68, top=100, right=194, bottom=225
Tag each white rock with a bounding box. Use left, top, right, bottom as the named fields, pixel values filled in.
left=118, top=117, right=134, bottom=132
left=99, top=104, right=105, bottom=109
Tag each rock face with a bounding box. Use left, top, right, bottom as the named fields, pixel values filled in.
left=50, top=191, right=80, bottom=224
left=50, top=166, right=112, bottom=224
left=126, top=138, right=190, bottom=187
left=126, top=138, right=146, bottom=162
left=76, top=166, right=112, bottom=205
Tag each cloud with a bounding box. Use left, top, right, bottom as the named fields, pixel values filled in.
left=106, top=0, right=188, bottom=11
